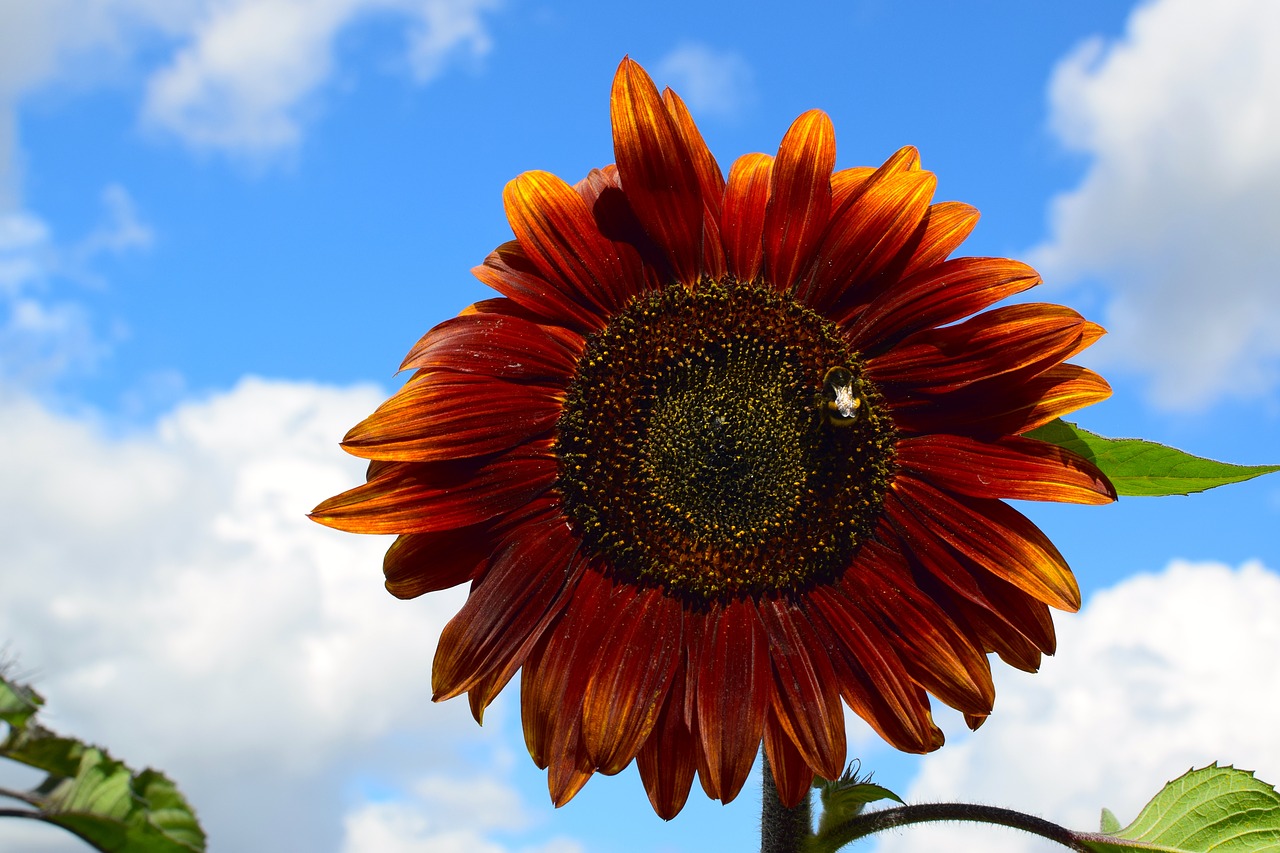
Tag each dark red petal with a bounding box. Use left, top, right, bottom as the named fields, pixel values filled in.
left=637, top=670, right=698, bottom=820
left=521, top=566, right=616, bottom=769
left=897, top=434, right=1116, bottom=505
left=866, top=304, right=1105, bottom=393
left=888, top=364, right=1113, bottom=438
left=693, top=598, right=770, bottom=803
left=838, top=540, right=994, bottom=716
left=340, top=371, right=560, bottom=463
left=575, top=166, right=673, bottom=283
left=898, top=201, right=981, bottom=277
left=758, top=597, right=846, bottom=781
left=398, top=311, right=583, bottom=383
left=381, top=526, right=491, bottom=599
left=808, top=581, right=944, bottom=753
left=845, top=258, right=1041, bottom=353
left=892, top=475, right=1081, bottom=612
left=799, top=169, right=936, bottom=311
left=504, top=170, right=649, bottom=316
left=310, top=441, right=556, bottom=535
left=611, top=57, right=705, bottom=283
left=580, top=588, right=683, bottom=775
left=762, top=711, right=816, bottom=808
left=472, top=241, right=604, bottom=334
left=764, top=110, right=835, bottom=291
left=432, top=503, right=584, bottom=700
left=721, top=152, right=773, bottom=283
left=467, top=661, right=516, bottom=724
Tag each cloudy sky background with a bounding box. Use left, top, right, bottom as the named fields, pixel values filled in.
left=1, top=1, right=1278, bottom=851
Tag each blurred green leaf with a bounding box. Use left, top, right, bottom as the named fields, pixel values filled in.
left=1075, top=765, right=1280, bottom=852
left=1027, top=420, right=1280, bottom=496
left=1, top=670, right=206, bottom=852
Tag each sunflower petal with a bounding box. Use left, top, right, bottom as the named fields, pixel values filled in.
left=764, top=110, right=835, bottom=290
left=431, top=504, right=583, bottom=701
left=309, top=441, right=555, bottom=535
left=758, top=597, right=846, bottom=781
left=889, top=364, right=1113, bottom=437
left=611, top=57, right=705, bottom=283
left=504, top=170, right=650, bottom=315
left=845, top=257, right=1041, bottom=353
left=762, top=711, right=817, bottom=809
left=636, top=672, right=698, bottom=819
left=800, top=169, right=936, bottom=311
left=838, top=540, right=995, bottom=716
left=472, top=241, right=604, bottom=334
left=580, top=587, right=683, bottom=775
left=399, top=310, right=583, bottom=382
left=809, top=581, right=944, bottom=753
left=893, top=475, right=1082, bottom=612
left=693, top=599, right=770, bottom=803
left=866, top=303, right=1104, bottom=392
left=898, top=201, right=981, bottom=277
left=382, top=526, right=491, bottom=599
left=897, top=433, right=1117, bottom=504
left=721, top=152, right=773, bottom=282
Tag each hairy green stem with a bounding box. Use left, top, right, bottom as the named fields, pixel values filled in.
left=761, top=754, right=812, bottom=853
left=821, top=801, right=1090, bottom=852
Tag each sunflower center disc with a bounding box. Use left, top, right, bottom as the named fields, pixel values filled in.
left=556, top=280, right=896, bottom=602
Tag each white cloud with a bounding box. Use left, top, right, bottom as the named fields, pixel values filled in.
left=1031, top=0, right=1280, bottom=410
left=342, top=776, right=585, bottom=853
left=873, top=559, right=1280, bottom=853
left=654, top=43, right=753, bottom=120
left=0, top=185, right=149, bottom=385
left=0, top=377, right=561, bottom=851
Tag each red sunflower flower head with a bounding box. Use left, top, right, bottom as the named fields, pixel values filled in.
left=312, top=56, right=1116, bottom=819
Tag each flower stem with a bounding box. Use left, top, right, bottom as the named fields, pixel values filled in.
left=761, top=754, right=812, bottom=853
left=819, top=801, right=1091, bottom=852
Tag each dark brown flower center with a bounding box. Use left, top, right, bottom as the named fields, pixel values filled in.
left=555, top=280, right=895, bottom=602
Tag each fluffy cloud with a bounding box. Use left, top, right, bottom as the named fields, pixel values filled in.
left=0, top=185, right=148, bottom=386
left=1031, top=0, right=1280, bottom=410
left=872, top=559, right=1280, bottom=853
left=342, top=775, right=585, bottom=853
left=654, top=43, right=754, bottom=120
left=0, top=0, right=502, bottom=165
left=0, top=378, right=568, bottom=852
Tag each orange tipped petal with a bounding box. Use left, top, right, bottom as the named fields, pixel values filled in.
left=341, top=371, right=561, bottom=463
left=611, top=57, right=706, bottom=283
left=897, top=433, right=1117, bottom=505
left=893, top=476, right=1082, bottom=612
left=764, top=109, right=836, bottom=290
left=721, top=152, right=773, bottom=282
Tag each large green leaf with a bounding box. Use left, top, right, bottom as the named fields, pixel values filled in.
left=1027, top=420, right=1280, bottom=497
left=1, top=672, right=206, bottom=853
left=1075, top=765, right=1280, bottom=852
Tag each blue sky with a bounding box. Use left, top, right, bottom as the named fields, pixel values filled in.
left=2, top=1, right=1278, bottom=851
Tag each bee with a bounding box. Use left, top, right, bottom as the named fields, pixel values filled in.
left=817, top=366, right=862, bottom=427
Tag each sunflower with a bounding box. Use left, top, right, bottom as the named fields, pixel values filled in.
left=311, top=57, right=1116, bottom=818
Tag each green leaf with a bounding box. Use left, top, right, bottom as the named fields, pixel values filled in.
left=810, top=764, right=904, bottom=853
left=1027, top=420, right=1280, bottom=497
left=1075, top=764, right=1280, bottom=852
left=0, top=673, right=43, bottom=729
left=1101, top=808, right=1122, bottom=834
left=1, top=671, right=206, bottom=852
